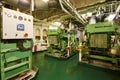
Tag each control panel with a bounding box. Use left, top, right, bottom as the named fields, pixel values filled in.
left=2, top=7, right=33, bottom=39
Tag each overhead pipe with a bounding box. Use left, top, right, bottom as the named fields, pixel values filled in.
left=3, top=0, right=59, bottom=10
left=58, top=0, right=88, bottom=26
left=63, top=0, right=88, bottom=25
left=58, top=0, right=71, bottom=15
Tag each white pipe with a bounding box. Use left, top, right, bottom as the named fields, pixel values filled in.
left=79, top=43, right=82, bottom=62
left=63, top=0, right=86, bottom=22
left=66, top=0, right=88, bottom=24
left=79, top=49, right=82, bottom=62
left=30, top=0, right=34, bottom=15
left=31, top=0, right=34, bottom=11
left=67, top=33, right=70, bottom=57
left=63, top=0, right=73, bottom=10
left=59, top=0, right=88, bottom=26
left=58, top=0, right=71, bottom=15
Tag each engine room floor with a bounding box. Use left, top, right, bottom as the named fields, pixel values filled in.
left=80, top=59, right=120, bottom=71
left=32, top=51, right=120, bottom=80
left=45, top=52, right=76, bottom=60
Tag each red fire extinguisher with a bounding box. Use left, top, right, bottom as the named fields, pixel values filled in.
left=34, top=45, right=37, bottom=52
left=65, top=47, right=69, bottom=52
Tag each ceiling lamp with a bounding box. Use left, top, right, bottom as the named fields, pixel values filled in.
left=54, top=22, right=61, bottom=26
left=43, top=0, right=49, bottom=3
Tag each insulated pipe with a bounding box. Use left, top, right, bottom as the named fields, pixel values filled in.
left=3, top=0, right=59, bottom=10
left=58, top=0, right=88, bottom=26
left=79, top=43, right=82, bottom=62
left=59, top=0, right=71, bottom=15
left=64, top=0, right=88, bottom=24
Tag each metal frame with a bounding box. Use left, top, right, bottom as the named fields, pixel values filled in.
left=0, top=41, right=32, bottom=80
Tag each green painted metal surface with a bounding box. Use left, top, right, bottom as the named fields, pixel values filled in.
left=47, top=30, right=60, bottom=36
left=90, top=55, right=118, bottom=64
left=47, top=27, right=78, bottom=55
left=83, top=21, right=120, bottom=66
left=47, top=28, right=67, bottom=54
left=0, top=40, right=32, bottom=80
left=32, top=52, right=120, bottom=80
left=86, top=22, right=118, bottom=33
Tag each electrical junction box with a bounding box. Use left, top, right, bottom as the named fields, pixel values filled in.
left=2, top=7, right=33, bottom=39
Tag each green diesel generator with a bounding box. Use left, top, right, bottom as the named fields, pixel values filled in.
left=82, top=21, right=120, bottom=68
left=45, top=23, right=79, bottom=59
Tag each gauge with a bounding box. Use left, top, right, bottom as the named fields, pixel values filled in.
left=28, top=19, right=31, bottom=22
left=7, top=13, right=12, bottom=17
left=4, top=12, right=7, bottom=15
left=14, top=15, right=17, bottom=19
left=24, top=18, right=27, bottom=21
left=18, top=16, right=23, bottom=21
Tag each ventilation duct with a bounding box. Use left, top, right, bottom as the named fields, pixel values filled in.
left=3, top=0, right=59, bottom=10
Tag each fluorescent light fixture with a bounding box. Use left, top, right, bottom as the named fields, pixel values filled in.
left=87, top=12, right=92, bottom=17
left=53, top=22, right=61, bottom=26
left=81, top=14, right=86, bottom=18
left=49, top=26, right=58, bottom=30
left=43, top=0, right=49, bottom=2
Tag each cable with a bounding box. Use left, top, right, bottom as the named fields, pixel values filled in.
left=16, top=39, right=33, bottom=51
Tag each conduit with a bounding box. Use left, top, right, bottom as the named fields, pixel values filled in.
left=58, top=0, right=88, bottom=26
